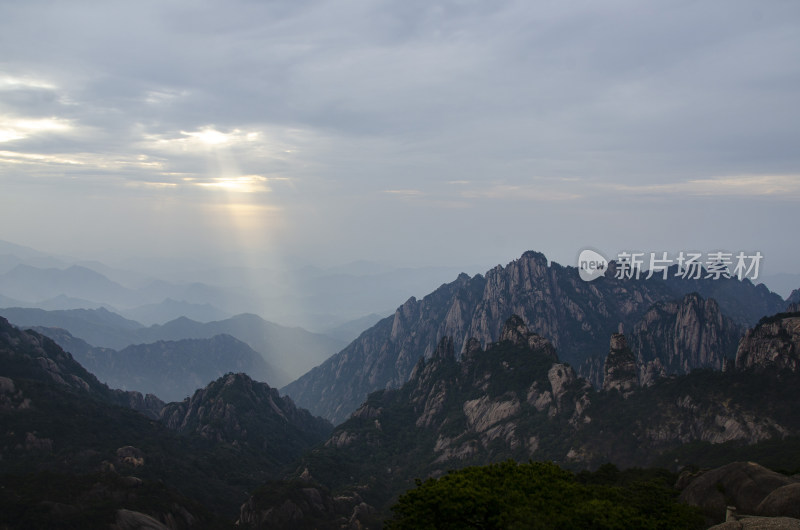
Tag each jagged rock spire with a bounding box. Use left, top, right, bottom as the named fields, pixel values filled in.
left=499, top=315, right=558, bottom=361
left=602, top=333, right=638, bottom=395
left=500, top=314, right=529, bottom=345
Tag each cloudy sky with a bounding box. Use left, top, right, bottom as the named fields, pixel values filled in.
left=1, top=0, right=799, bottom=276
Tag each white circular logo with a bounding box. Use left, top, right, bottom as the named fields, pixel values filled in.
left=578, top=249, right=608, bottom=282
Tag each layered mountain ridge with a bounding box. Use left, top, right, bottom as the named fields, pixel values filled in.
left=284, top=251, right=783, bottom=424
left=0, top=316, right=333, bottom=525
left=0, top=308, right=344, bottom=387
left=35, top=328, right=277, bottom=401
left=281, top=313, right=800, bottom=520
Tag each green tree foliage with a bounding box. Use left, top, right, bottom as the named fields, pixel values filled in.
left=387, top=461, right=704, bottom=530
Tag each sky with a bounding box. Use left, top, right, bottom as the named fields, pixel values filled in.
left=1, top=0, right=799, bottom=278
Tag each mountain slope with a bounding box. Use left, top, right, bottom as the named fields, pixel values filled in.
left=287, top=316, right=800, bottom=515
left=161, top=372, right=332, bottom=467
left=0, top=317, right=333, bottom=522
left=284, top=251, right=783, bottom=424
left=0, top=316, right=163, bottom=418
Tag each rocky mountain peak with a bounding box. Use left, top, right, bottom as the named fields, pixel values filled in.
left=160, top=372, right=331, bottom=454
left=498, top=314, right=558, bottom=361
left=520, top=250, right=549, bottom=267
left=602, top=333, right=638, bottom=394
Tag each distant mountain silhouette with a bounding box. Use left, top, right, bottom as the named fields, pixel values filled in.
left=35, top=328, right=280, bottom=401
left=1, top=308, right=344, bottom=386
left=0, top=264, right=139, bottom=307
left=120, top=298, right=231, bottom=326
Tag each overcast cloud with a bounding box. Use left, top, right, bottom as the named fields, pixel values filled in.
left=1, top=0, right=799, bottom=275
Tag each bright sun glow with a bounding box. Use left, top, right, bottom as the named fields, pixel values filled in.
left=181, top=128, right=235, bottom=145
left=192, top=175, right=270, bottom=193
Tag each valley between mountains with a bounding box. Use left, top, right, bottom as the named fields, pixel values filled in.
left=2, top=250, right=800, bottom=529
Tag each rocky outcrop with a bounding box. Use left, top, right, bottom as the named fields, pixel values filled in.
left=638, top=357, right=667, bottom=387
left=112, top=508, right=170, bottom=530
left=709, top=517, right=800, bottom=529
left=114, top=390, right=165, bottom=420
left=498, top=314, right=559, bottom=359
left=285, top=251, right=782, bottom=423
left=679, top=462, right=800, bottom=524
left=735, top=313, right=800, bottom=372
left=0, top=465, right=209, bottom=530
left=758, top=483, right=800, bottom=519
left=160, top=373, right=331, bottom=460
left=237, top=479, right=375, bottom=529
left=602, top=333, right=638, bottom=394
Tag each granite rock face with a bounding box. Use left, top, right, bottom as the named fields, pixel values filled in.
left=581, top=293, right=742, bottom=388
left=602, top=333, right=638, bottom=394
left=629, top=293, right=742, bottom=377
left=280, top=316, right=800, bottom=525
left=284, top=251, right=782, bottom=424
left=735, top=313, right=800, bottom=372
